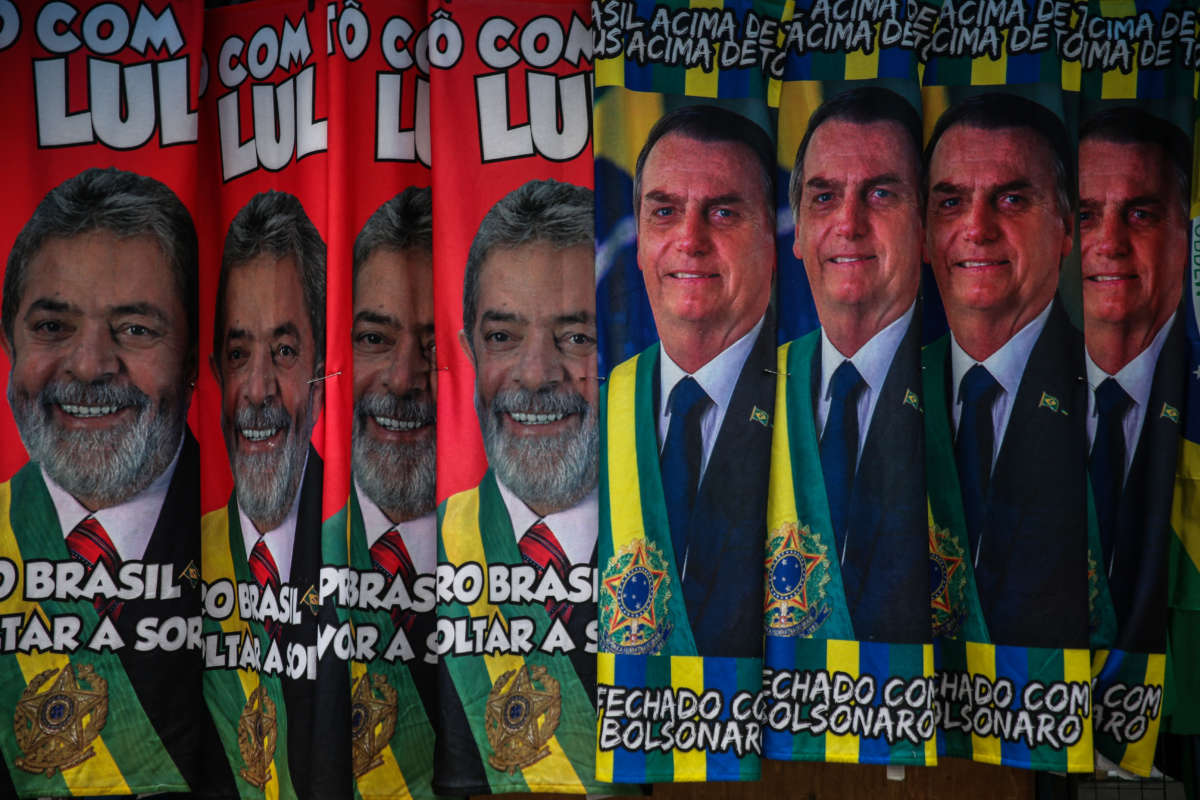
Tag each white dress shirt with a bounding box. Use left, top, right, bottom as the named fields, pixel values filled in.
left=496, top=478, right=597, bottom=567
left=45, top=435, right=184, bottom=562
left=950, top=299, right=1053, bottom=471
left=238, top=453, right=307, bottom=585
left=1085, top=311, right=1176, bottom=483
left=355, top=479, right=436, bottom=576
left=817, top=302, right=915, bottom=465
left=657, top=315, right=765, bottom=481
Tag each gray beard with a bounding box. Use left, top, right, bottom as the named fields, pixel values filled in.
left=477, top=386, right=598, bottom=514
left=352, top=391, right=436, bottom=521
left=9, top=378, right=185, bottom=508
left=225, top=395, right=315, bottom=532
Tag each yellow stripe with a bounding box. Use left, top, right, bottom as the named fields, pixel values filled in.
left=594, top=90, right=664, bottom=175
left=595, top=654, right=615, bottom=782
left=767, top=0, right=796, bottom=108
left=844, top=26, right=878, bottom=79
left=969, top=30, right=1007, bottom=85
left=965, top=642, right=1001, bottom=765
left=351, top=661, right=411, bottom=799
left=1193, top=118, right=1200, bottom=217
left=824, top=640, right=860, bottom=762
left=1171, top=440, right=1200, bottom=577
left=922, top=644, right=938, bottom=765
left=1100, top=0, right=1138, bottom=98
left=1061, top=4, right=1084, bottom=91
left=767, top=344, right=797, bottom=532
left=442, top=489, right=585, bottom=793
left=607, top=357, right=646, bottom=552
left=684, top=0, right=723, bottom=97
left=777, top=85, right=822, bottom=188
left=0, top=481, right=132, bottom=796
left=1116, top=653, right=1165, bottom=777
left=596, top=52, right=624, bottom=89
left=670, top=656, right=707, bottom=779
left=921, top=86, right=949, bottom=148
left=1062, top=648, right=1093, bottom=772
left=200, top=508, right=280, bottom=800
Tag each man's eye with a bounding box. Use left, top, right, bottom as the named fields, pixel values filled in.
left=938, top=197, right=960, bottom=210
left=651, top=206, right=673, bottom=218
left=484, top=331, right=511, bottom=343
left=1129, top=208, right=1157, bottom=223
left=871, top=188, right=894, bottom=200
left=999, top=193, right=1025, bottom=208
left=32, top=320, right=65, bottom=335
left=813, top=192, right=834, bottom=204
left=564, top=332, right=595, bottom=346
left=226, top=348, right=245, bottom=364
left=712, top=207, right=734, bottom=219
left=357, top=332, right=384, bottom=346
left=275, top=344, right=298, bottom=363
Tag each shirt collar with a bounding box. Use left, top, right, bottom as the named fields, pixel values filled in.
left=1084, top=311, right=1176, bottom=414
left=819, top=302, right=915, bottom=401
left=353, top=480, right=437, bottom=575
left=659, top=315, right=764, bottom=416
left=43, top=434, right=184, bottom=562
left=950, top=299, right=1053, bottom=403
left=238, top=452, right=307, bottom=585
left=495, top=476, right=598, bottom=566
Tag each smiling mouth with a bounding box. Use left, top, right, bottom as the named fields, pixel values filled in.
left=956, top=259, right=1009, bottom=268
left=373, top=415, right=429, bottom=432
left=58, top=403, right=124, bottom=418
left=828, top=255, right=875, bottom=264
left=240, top=427, right=282, bottom=442
left=668, top=271, right=718, bottom=279
left=508, top=411, right=571, bottom=425
left=1086, top=274, right=1135, bottom=283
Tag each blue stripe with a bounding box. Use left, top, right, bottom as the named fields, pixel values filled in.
left=612, top=655, right=647, bottom=781
left=704, top=658, right=742, bottom=779
left=997, top=646, right=1032, bottom=767
left=1136, top=68, right=1165, bottom=100
left=1005, top=52, right=1041, bottom=85
left=858, top=642, right=891, bottom=763
left=762, top=635, right=799, bottom=758
left=878, top=46, right=912, bottom=80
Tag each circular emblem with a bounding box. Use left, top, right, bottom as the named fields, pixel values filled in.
left=769, top=551, right=804, bottom=600
left=38, top=694, right=75, bottom=733
left=236, top=685, right=277, bottom=789
left=350, top=703, right=367, bottom=737
left=503, top=694, right=531, bottom=730
left=929, top=553, right=948, bottom=601
left=617, top=567, right=652, bottom=617
left=929, top=522, right=967, bottom=638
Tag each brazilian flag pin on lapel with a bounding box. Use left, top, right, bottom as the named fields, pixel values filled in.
left=750, top=406, right=769, bottom=426
left=1161, top=402, right=1180, bottom=424
left=903, top=388, right=921, bottom=412
left=1038, top=391, right=1066, bottom=415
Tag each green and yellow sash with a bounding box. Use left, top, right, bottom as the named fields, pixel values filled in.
left=0, top=466, right=186, bottom=797
left=327, top=494, right=439, bottom=800
left=597, top=347, right=763, bottom=783
left=438, top=472, right=628, bottom=794
left=763, top=336, right=934, bottom=766
left=201, top=503, right=297, bottom=800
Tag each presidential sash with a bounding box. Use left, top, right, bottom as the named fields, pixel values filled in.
left=922, top=336, right=1093, bottom=772
left=200, top=503, right=298, bottom=800
left=437, top=472, right=632, bottom=795
left=597, top=347, right=763, bottom=783
left=0, top=466, right=187, bottom=797
left=763, top=335, right=935, bottom=766
left=327, top=494, right=440, bottom=800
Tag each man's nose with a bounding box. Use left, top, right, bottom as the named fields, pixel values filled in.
left=961, top=199, right=999, bottom=244
left=673, top=207, right=712, bottom=256
left=243, top=348, right=279, bottom=406
left=514, top=333, right=565, bottom=390
left=64, top=323, right=120, bottom=383
left=834, top=194, right=869, bottom=239
left=384, top=333, right=433, bottom=394
left=1092, top=211, right=1131, bottom=259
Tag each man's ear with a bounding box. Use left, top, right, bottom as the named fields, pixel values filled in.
left=311, top=364, right=325, bottom=416
left=458, top=329, right=475, bottom=368
left=209, top=351, right=221, bottom=386
left=1060, top=212, right=1075, bottom=261
left=1, top=328, right=12, bottom=362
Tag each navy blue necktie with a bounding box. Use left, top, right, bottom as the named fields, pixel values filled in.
left=660, top=377, right=709, bottom=573
left=1090, top=377, right=1132, bottom=574
left=819, top=360, right=864, bottom=566
left=955, top=364, right=1000, bottom=567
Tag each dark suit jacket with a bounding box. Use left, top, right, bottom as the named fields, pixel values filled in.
left=659, top=319, right=775, bottom=658
left=965, top=298, right=1090, bottom=649
left=810, top=313, right=928, bottom=643
left=1105, top=314, right=1185, bottom=652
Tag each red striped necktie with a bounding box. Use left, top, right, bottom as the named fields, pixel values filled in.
left=370, top=527, right=418, bottom=631
left=66, top=516, right=123, bottom=619
left=249, top=538, right=282, bottom=641
left=520, top=521, right=572, bottom=623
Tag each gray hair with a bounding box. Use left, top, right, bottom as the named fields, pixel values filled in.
left=214, top=191, right=326, bottom=375
left=352, top=186, right=433, bottom=284
left=3, top=167, right=197, bottom=355
left=461, top=179, right=593, bottom=343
